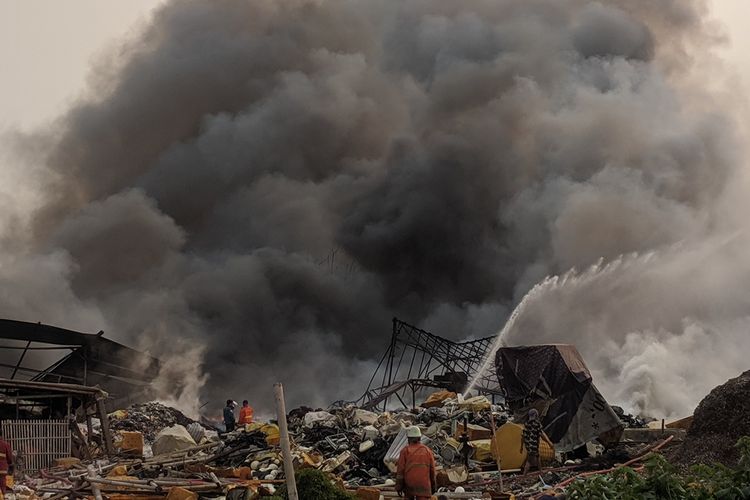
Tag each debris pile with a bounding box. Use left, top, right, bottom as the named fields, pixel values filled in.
left=611, top=406, right=649, bottom=429
left=18, top=367, right=748, bottom=498
left=7, top=394, right=542, bottom=499
left=110, top=402, right=208, bottom=442
left=283, top=396, right=511, bottom=489
left=6, top=389, right=690, bottom=500
left=675, top=369, right=750, bottom=466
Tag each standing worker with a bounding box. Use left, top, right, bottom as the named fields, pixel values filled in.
left=0, top=427, right=13, bottom=493
left=396, top=426, right=436, bottom=499
left=239, top=400, right=254, bottom=426
left=521, top=408, right=551, bottom=474
left=223, top=400, right=236, bottom=433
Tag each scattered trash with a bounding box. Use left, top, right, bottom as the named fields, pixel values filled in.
left=14, top=352, right=736, bottom=499
left=111, top=402, right=211, bottom=443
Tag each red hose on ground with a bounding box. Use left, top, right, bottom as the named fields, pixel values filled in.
left=535, top=435, right=675, bottom=497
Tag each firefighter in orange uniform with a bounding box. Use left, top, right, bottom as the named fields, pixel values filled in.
left=396, top=426, right=436, bottom=499
left=0, top=427, right=13, bottom=493
left=238, top=400, right=254, bottom=426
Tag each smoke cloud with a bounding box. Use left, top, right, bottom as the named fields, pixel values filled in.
left=0, top=0, right=745, bottom=417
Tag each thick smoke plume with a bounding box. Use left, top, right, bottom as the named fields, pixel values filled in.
left=0, top=0, right=745, bottom=417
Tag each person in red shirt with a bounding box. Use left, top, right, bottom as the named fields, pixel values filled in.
left=396, top=426, right=436, bottom=499
left=238, top=400, right=254, bottom=426
left=0, top=428, right=13, bottom=493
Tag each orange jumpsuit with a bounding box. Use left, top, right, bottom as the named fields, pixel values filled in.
left=396, top=442, right=436, bottom=499
left=239, top=405, right=254, bottom=425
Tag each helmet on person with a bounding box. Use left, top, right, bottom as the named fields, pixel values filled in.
left=407, top=426, right=422, bottom=438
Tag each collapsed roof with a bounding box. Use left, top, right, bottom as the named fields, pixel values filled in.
left=495, top=344, right=623, bottom=452
left=0, top=319, right=160, bottom=407
left=354, top=318, right=501, bottom=411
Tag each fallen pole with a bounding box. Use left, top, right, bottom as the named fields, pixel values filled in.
left=542, top=434, right=676, bottom=495
left=86, top=465, right=104, bottom=500
left=87, top=478, right=160, bottom=490
left=465, top=465, right=579, bottom=489
left=379, top=492, right=483, bottom=499
left=274, top=382, right=299, bottom=500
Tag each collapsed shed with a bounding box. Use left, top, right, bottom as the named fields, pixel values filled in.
left=0, top=320, right=161, bottom=472
left=0, top=378, right=113, bottom=471
left=0, top=319, right=160, bottom=409
left=495, top=344, right=623, bottom=452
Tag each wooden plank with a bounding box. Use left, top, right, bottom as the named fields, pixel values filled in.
left=96, top=398, right=115, bottom=456
left=0, top=377, right=106, bottom=396
left=70, top=417, right=91, bottom=461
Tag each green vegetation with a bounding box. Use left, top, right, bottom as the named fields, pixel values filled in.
left=269, top=468, right=354, bottom=500
left=568, top=437, right=750, bottom=499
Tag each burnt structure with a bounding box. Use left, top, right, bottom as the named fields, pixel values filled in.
left=0, top=378, right=115, bottom=469
left=0, top=319, right=159, bottom=408
left=355, top=318, right=501, bottom=410
left=495, top=345, right=623, bottom=451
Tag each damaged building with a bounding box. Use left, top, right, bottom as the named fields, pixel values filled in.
left=495, top=344, right=624, bottom=452
left=357, top=318, right=623, bottom=454
left=0, top=319, right=160, bottom=410
left=0, top=319, right=161, bottom=471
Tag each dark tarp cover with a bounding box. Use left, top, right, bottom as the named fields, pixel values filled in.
left=495, top=344, right=623, bottom=452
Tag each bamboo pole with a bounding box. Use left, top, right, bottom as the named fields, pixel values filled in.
left=86, top=465, right=104, bottom=500
left=87, top=477, right=159, bottom=490
left=489, top=411, right=503, bottom=492
left=96, top=398, right=115, bottom=456
left=274, top=382, right=298, bottom=500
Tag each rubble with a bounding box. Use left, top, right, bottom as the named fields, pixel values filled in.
left=611, top=406, right=650, bottom=429
left=110, top=402, right=211, bottom=443
left=9, top=370, right=716, bottom=499
left=7, top=395, right=517, bottom=498
left=0, top=314, right=736, bottom=500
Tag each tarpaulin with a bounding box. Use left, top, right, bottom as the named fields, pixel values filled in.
left=495, top=345, right=623, bottom=452
left=152, top=425, right=197, bottom=456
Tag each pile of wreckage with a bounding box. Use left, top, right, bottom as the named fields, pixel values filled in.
left=6, top=345, right=685, bottom=500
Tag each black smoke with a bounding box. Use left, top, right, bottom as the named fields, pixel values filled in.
left=0, top=0, right=740, bottom=414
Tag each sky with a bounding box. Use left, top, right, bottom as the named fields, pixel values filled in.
left=0, top=0, right=748, bottom=130
left=0, top=0, right=164, bottom=130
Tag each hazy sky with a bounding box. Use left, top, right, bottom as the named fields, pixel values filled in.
left=0, top=0, right=749, bottom=131
left=0, top=0, right=164, bottom=130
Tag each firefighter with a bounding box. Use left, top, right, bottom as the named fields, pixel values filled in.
left=238, top=400, right=254, bottom=425
left=396, top=426, right=436, bottom=499
left=223, top=400, right=236, bottom=432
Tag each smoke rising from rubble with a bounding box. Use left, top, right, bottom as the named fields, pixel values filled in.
left=0, top=0, right=746, bottom=417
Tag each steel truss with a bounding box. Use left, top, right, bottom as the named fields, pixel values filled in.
left=353, top=318, right=502, bottom=411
